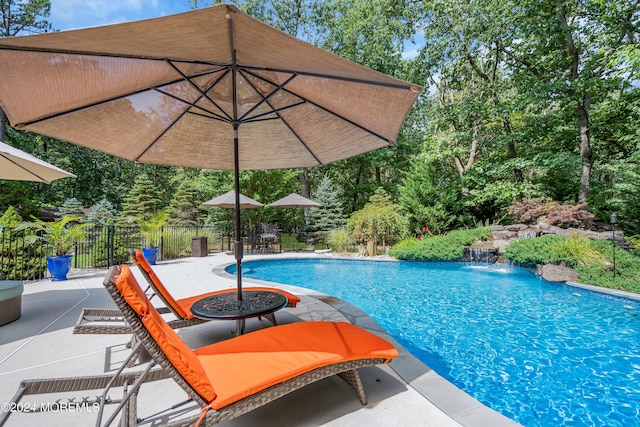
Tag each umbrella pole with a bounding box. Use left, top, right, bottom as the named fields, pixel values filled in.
left=233, top=125, right=243, bottom=301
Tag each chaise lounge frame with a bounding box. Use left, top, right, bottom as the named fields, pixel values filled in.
left=73, top=249, right=300, bottom=335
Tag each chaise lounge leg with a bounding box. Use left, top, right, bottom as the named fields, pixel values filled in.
left=337, top=370, right=367, bottom=405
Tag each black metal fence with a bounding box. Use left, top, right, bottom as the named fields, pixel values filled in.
left=0, top=225, right=227, bottom=281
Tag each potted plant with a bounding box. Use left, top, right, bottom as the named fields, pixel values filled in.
left=16, top=215, right=90, bottom=281
left=138, top=211, right=169, bottom=265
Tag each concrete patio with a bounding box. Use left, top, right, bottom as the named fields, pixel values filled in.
left=0, top=252, right=518, bottom=426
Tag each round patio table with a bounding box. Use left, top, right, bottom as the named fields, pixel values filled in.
left=190, top=290, right=287, bottom=336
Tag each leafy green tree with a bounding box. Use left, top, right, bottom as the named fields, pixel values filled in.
left=347, top=187, right=407, bottom=249
left=0, top=206, right=23, bottom=229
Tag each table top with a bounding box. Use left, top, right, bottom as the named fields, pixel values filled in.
left=190, top=290, right=287, bottom=320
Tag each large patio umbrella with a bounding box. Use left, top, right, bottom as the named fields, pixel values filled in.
left=0, top=4, right=421, bottom=299
left=0, top=140, right=75, bottom=183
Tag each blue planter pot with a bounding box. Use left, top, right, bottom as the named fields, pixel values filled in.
left=142, top=247, right=159, bottom=265
left=47, top=255, right=72, bottom=281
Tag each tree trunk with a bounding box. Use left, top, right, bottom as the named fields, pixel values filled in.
left=577, top=96, right=592, bottom=202
left=557, top=0, right=592, bottom=202
left=298, top=167, right=312, bottom=224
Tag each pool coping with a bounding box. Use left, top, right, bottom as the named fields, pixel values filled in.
left=214, top=258, right=521, bottom=427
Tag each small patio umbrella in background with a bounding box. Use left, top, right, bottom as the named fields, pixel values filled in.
left=267, top=193, right=321, bottom=209
left=202, top=190, right=263, bottom=209
left=203, top=190, right=262, bottom=252
left=0, top=140, right=75, bottom=183
left=0, top=4, right=421, bottom=300
left=268, top=193, right=321, bottom=251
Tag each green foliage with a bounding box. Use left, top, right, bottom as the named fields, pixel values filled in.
left=389, top=227, right=491, bottom=261
left=578, top=239, right=640, bottom=293
left=347, top=187, right=407, bottom=246
left=0, top=0, right=52, bottom=37
left=138, top=211, right=169, bottom=248
left=327, top=228, right=353, bottom=253
left=16, top=215, right=90, bottom=256
left=303, top=177, right=346, bottom=245
left=0, top=230, right=46, bottom=280
left=167, top=181, right=202, bottom=227
left=0, top=206, right=23, bottom=229
left=90, top=226, right=129, bottom=268
left=119, top=173, right=163, bottom=224
left=503, top=234, right=566, bottom=267
left=87, top=198, right=117, bottom=225
left=56, top=197, right=85, bottom=219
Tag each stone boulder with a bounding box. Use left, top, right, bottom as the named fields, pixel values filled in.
left=540, top=264, right=580, bottom=283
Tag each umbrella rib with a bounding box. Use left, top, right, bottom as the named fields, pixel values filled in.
left=0, top=154, right=48, bottom=183
left=165, top=59, right=233, bottom=122
left=240, top=64, right=416, bottom=91
left=236, top=72, right=298, bottom=123
left=241, top=101, right=306, bottom=124
left=154, top=88, right=230, bottom=123
left=16, top=67, right=230, bottom=128
left=242, top=68, right=394, bottom=146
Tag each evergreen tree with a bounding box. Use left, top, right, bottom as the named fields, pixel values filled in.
left=167, top=182, right=202, bottom=226
left=303, top=176, right=346, bottom=246
left=88, top=198, right=117, bottom=225
left=119, top=173, right=163, bottom=224
left=56, top=197, right=85, bottom=219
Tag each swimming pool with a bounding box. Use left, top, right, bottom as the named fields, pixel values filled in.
left=228, top=258, right=640, bottom=427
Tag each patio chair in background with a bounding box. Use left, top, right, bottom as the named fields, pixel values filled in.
left=259, top=223, right=280, bottom=253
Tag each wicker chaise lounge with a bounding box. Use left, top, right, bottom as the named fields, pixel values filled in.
left=3, top=264, right=398, bottom=426
left=104, top=264, right=398, bottom=425
left=130, top=248, right=300, bottom=326
left=73, top=249, right=300, bottom=334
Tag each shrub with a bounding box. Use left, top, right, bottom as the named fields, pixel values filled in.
left=507, top=198, right=595, bottom=229
left=390, top=227, right=491, bottom=261
left=327, top=228, right=353, bottom=253
left=503, top=234, right=566, bottom=267
left=577, top=239, right=640, bottom=293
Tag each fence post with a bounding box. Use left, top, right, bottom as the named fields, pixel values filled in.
left=107, top=225, right=115, bottom=267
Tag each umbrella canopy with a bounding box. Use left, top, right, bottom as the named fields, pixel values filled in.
left=268, top=193, right=321, bottom=209
left=0, top=140, right=75, bottom=183
left=203, top=190, right=263, bottom=209
left=0, top=4, right=421, bottom=298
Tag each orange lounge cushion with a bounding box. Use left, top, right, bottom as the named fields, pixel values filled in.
left=178, top=287, right=300, bottom=318
left=133, top=249, right=300, bottom=320
left=196, top=321, right=398, bottom=409
left=115, top=265, right=217, bottom=401
left=133, top=249, right=188, bottom=318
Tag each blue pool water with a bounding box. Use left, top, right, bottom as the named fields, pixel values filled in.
left=228, top=258, right=640, bottom=427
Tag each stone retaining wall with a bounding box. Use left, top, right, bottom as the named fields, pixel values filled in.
left=482, top=223, right=624, bottom=282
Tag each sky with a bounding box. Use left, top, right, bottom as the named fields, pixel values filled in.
left=48, top=0, right=194, bottom=31
left=47, top=0, right=421, bottom=59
